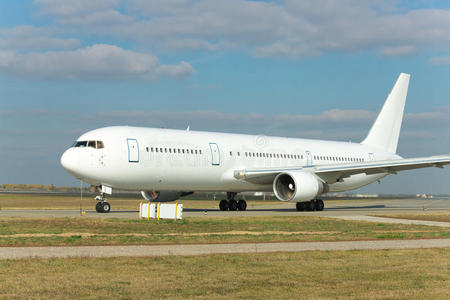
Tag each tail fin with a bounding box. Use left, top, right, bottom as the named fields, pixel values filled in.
left=361, top=73, right=410, bottom=153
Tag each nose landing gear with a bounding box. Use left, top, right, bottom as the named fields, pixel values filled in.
left=95, top=193, right=111, bottom=213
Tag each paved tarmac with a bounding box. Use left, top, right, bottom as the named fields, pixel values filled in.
left=1, top=198, right=448, bottom=220
left=1, top=239, right=449, bottom=259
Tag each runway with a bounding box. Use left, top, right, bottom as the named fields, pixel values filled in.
left=1, top=197, right=448, bottom=219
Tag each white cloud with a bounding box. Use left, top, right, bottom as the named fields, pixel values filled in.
left=428, top=56, right=450, bottom=65
left=34, top=0, right=120, bottom=17
left=0, top=44, right=194, bottom=80
left=54, top=10, right=134, bottom=26
left=23, top=1, right=450, bottom=58
left=380, top=45, right=417, bottom=56
left=69, top=107, right=449, bottom=142
left=0, top=26, right=80, bottom=51
left=401, top=130, right=436, bottom=139
left=156, top=61, right=194, bottom=78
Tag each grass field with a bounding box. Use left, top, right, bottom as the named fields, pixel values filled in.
left=375, top=213, right=450, bottom=223
left=0, top=216, right=448, bottom=247
left=0, top=248, right=448, bottom=299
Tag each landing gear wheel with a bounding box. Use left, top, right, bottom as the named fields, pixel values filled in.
left=296, top=202, right=305, bottom=211
left=306, top=200, right=316, bottom=211
left=315, top=199, right=324, bottom=211
left=237, top=200, right=247, bottom=211
left=219, top=200, right=229, bottom=211
left=102, top=202, right=111, bottom=213
left=96, top=202, right=103, bottom=213
left=228, top=199, right=238, bottom=211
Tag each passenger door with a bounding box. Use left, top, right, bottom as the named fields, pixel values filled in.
left=305, top=150, right=313, bottom=166
left=127, top=139, right=139, bottom=163
left=209, top=143, right=220, bottom=166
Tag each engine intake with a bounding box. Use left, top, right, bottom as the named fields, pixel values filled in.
left=273, top=171, right=327, bottom=202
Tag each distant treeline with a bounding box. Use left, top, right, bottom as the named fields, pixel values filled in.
left=1, top=184, right=91, bottom=192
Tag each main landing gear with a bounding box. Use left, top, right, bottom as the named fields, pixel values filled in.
left=296, top=199, right=324, bottom=211
left=95, top=193, right=111, bottom=213
left=219, top=192, right=247, bottom=211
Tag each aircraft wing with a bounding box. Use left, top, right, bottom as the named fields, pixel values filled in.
left=234, top=155, right=450, bottom=185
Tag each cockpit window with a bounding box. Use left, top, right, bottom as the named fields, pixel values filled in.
left=74, top=141, right=87, bottom=147
left=73, top=140, right=104, bottom=149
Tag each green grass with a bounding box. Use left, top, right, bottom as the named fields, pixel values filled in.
left=0, top=248, right=448, bottom=299
left=0, top=216, right=448, bottom=247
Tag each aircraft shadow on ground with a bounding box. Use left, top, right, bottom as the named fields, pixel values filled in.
left=184, top=205, right=386, bottom=212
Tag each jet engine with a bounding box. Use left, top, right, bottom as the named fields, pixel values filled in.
left=140, top=191, right=193, bottom=202
left=273, top=171, right=328, bottom=202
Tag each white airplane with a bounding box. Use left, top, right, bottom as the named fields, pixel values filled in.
left=61, top=73, right=450, bottom=213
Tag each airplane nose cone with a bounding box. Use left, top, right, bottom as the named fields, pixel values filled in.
left=60, top=148, right=78, bottom=174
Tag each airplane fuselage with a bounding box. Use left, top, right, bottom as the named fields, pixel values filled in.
left=61, top=126, right=397, bottom=194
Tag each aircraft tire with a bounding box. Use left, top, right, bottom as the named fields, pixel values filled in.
left=228, top=199, right=238, bottom=211
left=102, top=202, right=111, bottom=213
left=306, top=200, right=316, bottom=211
left=237, top=200, right=247, bottom=211
left=315, top=199, right=324, bottom=211
left=296, top=202, right=305, bottom=211
left=219, top=200, right=229, bottom=211
left=96, top=202, right=104, bottom=213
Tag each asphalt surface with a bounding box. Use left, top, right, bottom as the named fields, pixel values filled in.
left=1, top=197, right=448, bottom=219
left=1, top=239, right=449, bottom=259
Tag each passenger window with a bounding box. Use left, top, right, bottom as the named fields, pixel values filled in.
left=199, top=150, right=202, bottom=154
left=151, top=147, right=154, bottom=152
left=146, top=147, right=149, bottom=152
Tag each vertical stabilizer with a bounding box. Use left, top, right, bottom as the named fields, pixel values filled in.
left=361, top=73, right=410, bottom=153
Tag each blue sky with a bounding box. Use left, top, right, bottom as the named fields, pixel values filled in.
left=1, top=0, right=450, bottom=194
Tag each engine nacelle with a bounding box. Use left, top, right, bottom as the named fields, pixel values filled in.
left=140, top=191, right=193, bottom=202
left=273, top=171, right=328, bottom=202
